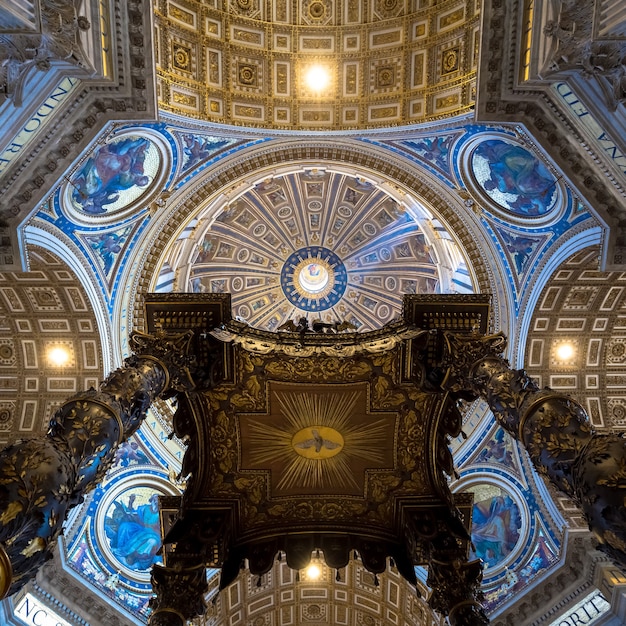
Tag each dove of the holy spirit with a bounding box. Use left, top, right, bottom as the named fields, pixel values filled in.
left=292, top=426, right=344, bottom=459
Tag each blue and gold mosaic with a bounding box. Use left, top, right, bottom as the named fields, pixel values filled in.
left=281, top=246, right=348, bottom=312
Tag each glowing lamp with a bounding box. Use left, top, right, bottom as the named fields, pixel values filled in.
left=306, top=563, right=321, bottom=580
left=48, top=346, right=70, bottom=367
left=555, top=342, right=575, bottom=361
left=304, top=65, right=330, bottom=92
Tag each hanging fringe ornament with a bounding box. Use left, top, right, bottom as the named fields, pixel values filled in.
left=336, top=570, right=341, bottom=582
left=374, top=574, right=379, bottom=587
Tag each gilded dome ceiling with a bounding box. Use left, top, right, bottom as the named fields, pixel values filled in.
left=156, top=169, right=474, bottom=331
left=154, top=0, right=480, bottom=129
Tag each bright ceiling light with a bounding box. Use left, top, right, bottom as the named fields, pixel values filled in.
left=555, top=342, right=575, bottom=361
left=304, top=65, right=330, bottom=92
left=48, top=346, right=70, bottom=367
left=306, top=563, right=321, bottom=580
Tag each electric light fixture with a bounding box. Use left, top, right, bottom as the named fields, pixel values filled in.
left=48, top=346, right=70, bottom=367
left=555, top=342, right=575, bottom=361
left=304, top=64, right=330, bottom=92
left=305, top=563, right=321, bottom=580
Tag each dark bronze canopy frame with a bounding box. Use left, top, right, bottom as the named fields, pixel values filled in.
left=0, top=294, right=624, bottom=626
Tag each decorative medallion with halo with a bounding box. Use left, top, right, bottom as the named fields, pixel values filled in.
left=281, top=246, right=347, bottom=312
left=239, top=382, right=396, bottom=497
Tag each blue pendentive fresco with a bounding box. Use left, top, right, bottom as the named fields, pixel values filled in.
left=70, top=136, right=156, bottom=215
left=85, top=227, right=132, bottom=276
left=470, top=489, right=522, bottom=569
left=178, top=134, right=238, bottom=174
left=114, top=440, right=151, bottom=467
left=401, top=135, right=455, bottom=174
left=482, top=529, right=558, bottom=612
left=472, top=139, right=558, bottom=217
left=475, top=428, right=514, bottom=466
left=68, top=535, right=153, bottom=618
left=104, top=489, right=162, bottom=572
left=496, top=229, right=544, bottom=276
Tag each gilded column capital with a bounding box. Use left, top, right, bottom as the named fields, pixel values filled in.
left=149, top=563, right=208, bottom=625
left=427, top=557, right=488, bottom=626
left=129, top=330, right=197, bottom=393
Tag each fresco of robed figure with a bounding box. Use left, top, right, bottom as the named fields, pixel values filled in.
left=104, top=490, right=162, bottom=572
left=71, top=136, right=155, bottom=215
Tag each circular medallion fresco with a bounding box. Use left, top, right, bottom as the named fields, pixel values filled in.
left=101, top=485, right=164, bottom=574
left=66, top=132, right=163, bottom=218
left=281, top=247, right=347, bottom=311
left=471, top=138, right=558, bottom=218
left=467, top=484, right=522, bottom=571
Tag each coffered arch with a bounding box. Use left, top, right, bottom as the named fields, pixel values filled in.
left=524, top=245, right=626, bottom=437
left=0, top=247, right=105, bottom=447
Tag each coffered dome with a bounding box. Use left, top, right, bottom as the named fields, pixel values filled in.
left=155, top=168, right=474, bottom=331
left=155, top=0, right=479, bottom=129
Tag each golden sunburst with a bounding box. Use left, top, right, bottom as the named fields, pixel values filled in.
left=244, top=387, right=393, bottom=494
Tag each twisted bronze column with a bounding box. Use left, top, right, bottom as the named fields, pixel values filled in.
left=0, top=331, right=196, bottom=598
left=417, top=330, right=626, bottom=569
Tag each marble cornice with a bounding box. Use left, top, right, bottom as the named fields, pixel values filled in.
left=476, top=0, right=626, bottom=269
left=0, top=0, right=157, bottom=271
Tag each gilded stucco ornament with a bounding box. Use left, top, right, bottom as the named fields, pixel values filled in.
left=211, top=319, right=425, bottom=357
left=543, top=1, right=626, bottom=110
left=0, top=0, right=91, bottom=107
left=149, top=562, right=208, bottom=626
left=405, top=506, right=488, bottom=625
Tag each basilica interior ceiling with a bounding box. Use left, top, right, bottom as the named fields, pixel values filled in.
left=1, top=0, right=626, bottom=625
left=0, top=111, right=598, bottom=625
left=154, top=0, right=479, bottom=129
left=158, top=168, right=472, bottom=331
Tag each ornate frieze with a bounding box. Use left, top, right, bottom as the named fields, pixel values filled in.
left=0, top=0, right=91, bottom=108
